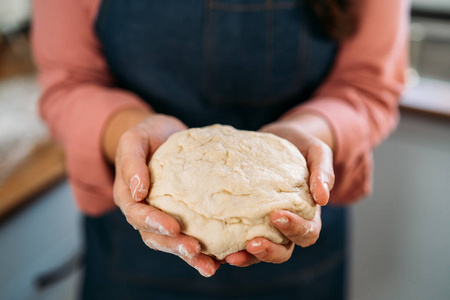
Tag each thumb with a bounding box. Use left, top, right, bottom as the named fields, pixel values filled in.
left=116, top=129, right=151, bottom=202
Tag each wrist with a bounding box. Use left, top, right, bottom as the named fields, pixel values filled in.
left=279, top=113, right=335, bottom=152
left=102, top=108, right=154, bottom=164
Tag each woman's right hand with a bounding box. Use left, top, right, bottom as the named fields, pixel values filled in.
left=112, top=113, right=220, bottom=277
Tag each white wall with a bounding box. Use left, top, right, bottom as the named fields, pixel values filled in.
left=349, top=112, right=450, bottom=300
left=413, top=0, right=450, bottom=11
left=0, top=0, right=30, bottom=33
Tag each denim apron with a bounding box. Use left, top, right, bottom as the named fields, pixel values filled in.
left=83, top=1, right=348, bottom=299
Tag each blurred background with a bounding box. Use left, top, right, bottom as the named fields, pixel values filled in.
left=0, top=0, right=449, bottom=299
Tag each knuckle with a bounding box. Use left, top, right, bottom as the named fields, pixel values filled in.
left=125, top=214, right=134, bottom=226
left=322, top=169, right=334, bottom=182
left=253, top=249, right=270, bottom=262
left=299, top=242, right=312, bottom=248
left=120, top=158, right=131, bottom=177
left=322, top=143, right=333, bottom=157
left=250, top=258, right=261, bottom=266
left=122, top=203, right=138, bottom=226
left=286, top=223, right=304, bottom=238
left=309, top=233, right=319, bottom=245
left=120, top=130, right=135, bottom=144
left=112, top=189, right=120, bottom=205
left=298, top=239, right=313, bottom=248
left=273, top=260, right=285, bottom=264
left=117, top=135, right=131, bottom=155
left=299, top=235, right=319, bottom=248
left=282, top=251, right=293, bottom=263
left=143, top=238, right=159, bottom=251
left=274, top=252, right=292, bottom=264
left=311, top=141, right=325, bottom=154
left=328, top=173, right=336, bottom=187
left=122, top=201, right=133, bottom=216
left=323, top=168, right=333, bottom=178
left=165, top=114, right=181, bottom=124
left=312, top=137, right=330, bottom=152
left=271, top=253, right=290, bottom=264
left=319, top=168, right=333, bottom=180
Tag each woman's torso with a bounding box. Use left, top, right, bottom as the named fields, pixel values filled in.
left=84, top=1, right=347, bottom=299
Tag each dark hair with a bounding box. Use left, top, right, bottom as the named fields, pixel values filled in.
left=306, top=0, right=358, bottom=40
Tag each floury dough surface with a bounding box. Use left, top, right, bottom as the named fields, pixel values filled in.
left=147, top=125, right=316, bottom=260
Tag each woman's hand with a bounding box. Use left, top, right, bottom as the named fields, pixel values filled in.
left=112, top=114, right=220, bottom=277
left=225, top=118, right=335, bottom=267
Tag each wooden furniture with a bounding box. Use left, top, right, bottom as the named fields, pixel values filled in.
left=0, top=141, right=65, bottom=219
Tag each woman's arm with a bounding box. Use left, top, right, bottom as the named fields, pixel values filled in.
left=32, top=0, right=152, bottom=215
left=277, top=0, right=410, bottom=205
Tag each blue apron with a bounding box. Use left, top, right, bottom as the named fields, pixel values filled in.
left=83, top=1, right=348, bottom=299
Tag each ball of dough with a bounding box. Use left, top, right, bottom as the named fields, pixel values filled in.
left=147, top=124, right=316, bottom=260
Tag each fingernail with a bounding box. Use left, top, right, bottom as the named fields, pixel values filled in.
left=312, top=192, right=319, bottom=203
left=145, top=216, right=175, bottom=236
left=194, top=265, right=214, bottom=278
left=273, top=216, right=289, bottom=228
left=251, top=241, right=262, bottom=248
left=130, top=174, right=140, bottom=201
left=311, top=177, right=319, bottom=203
left=323, top=182, right=330, bottom=197
left=199, top=270, right=213, bottom=278
left=137, top=184, right=148, bottom=200
left=315, top=181, right=330, bottom=206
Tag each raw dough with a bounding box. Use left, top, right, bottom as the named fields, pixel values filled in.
left=147, top=124, right=316, bottom=260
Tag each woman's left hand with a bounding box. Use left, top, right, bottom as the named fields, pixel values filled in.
left=225, top=120, right=334, bottom=267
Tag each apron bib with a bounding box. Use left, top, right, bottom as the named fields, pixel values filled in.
left=95, top=0, right=337, bottom=130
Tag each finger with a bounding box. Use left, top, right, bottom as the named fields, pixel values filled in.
left=246, top=238, right=294, bottom=264
left=117, top=130, right=151, bottom=201
left=181, top=254, right=221, bottom=278
left=136, top=114, right=187, bottom=153
left=114, top=176, right=180, bottom=236
left=305, top=141, right=334, bottom=206
left=141, top=231, right=201, bottom=259
left=141, top=231, right=219, bottom=277
left=271, top=208, right=322, bottom=248
left=225, top=251, right=260, bottom=267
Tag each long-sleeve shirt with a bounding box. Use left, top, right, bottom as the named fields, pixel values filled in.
left=32, top=0, right=409, bottom=216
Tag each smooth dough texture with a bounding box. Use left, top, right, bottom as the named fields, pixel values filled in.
left=147, top=124, right=316, bottom=260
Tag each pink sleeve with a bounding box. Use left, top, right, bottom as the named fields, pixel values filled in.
left=32, top=0, right=152, bottom=215
left=282, top=0, right=409, bottom=204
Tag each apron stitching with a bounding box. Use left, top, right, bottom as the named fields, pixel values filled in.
left=204, top=0, right=306, bottom=105
left=261, top=3, right=312, bottom=102
left=262, top=22, right=309, bottom=103
left=263, top=0, right=274, bottom=103
left=202, top=0, right=215, bottom=100
left=211, top=1, right=296, bottom=12
left=210, top=7, right=219, bottom=103
left=260, top=15, right=311, bottom=102
left=296, top=24, right=308, bottom=91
